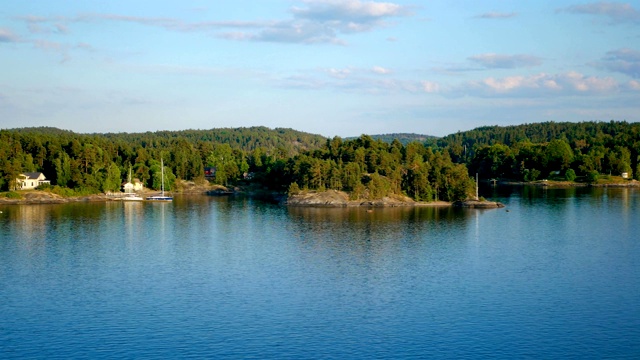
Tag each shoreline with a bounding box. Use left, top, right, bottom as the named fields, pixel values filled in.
left=493, top=179, right=640, bottom=188
left=284, top=190, right=505, bottom=208
left=6, top=178, right=637, bottom=206
left=0, top=189, right=491, bottom=208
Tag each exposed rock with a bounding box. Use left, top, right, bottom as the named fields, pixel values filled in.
left=453, top=200, right=505, bottom=208
left=285, top=190, right=451, bottom=207
left=0, top=191, right=111, bottom=204
left=286, top=190, right=350, bottom=207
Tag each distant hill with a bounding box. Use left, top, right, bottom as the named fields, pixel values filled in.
left=5, top=126, right=327, bottom=154
left=8, top=126, right=76, bottom=136
left=346, top=133, right=437, bottom=145
left=433, top=121, right=640, bottom=148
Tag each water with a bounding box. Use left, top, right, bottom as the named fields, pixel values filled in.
left=1, top=187, right=639, bottom=359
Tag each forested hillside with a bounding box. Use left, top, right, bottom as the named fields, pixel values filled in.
left=347, top=133, right=436, bottom=145
left=0, top=127, right=325, bottom=194
left=286, top=135, right=474, bottom=202
left=2, top=121, right=638, bottom=202
left=431, top=121, right=640, bottom=182
left=0, top=127, right=475, bottom=202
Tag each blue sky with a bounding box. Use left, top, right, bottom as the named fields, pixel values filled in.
left=1, top=1, right=639, bottom=137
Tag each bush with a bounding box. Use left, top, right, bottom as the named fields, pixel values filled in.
left=565, top=169, right=577, bottom=182
left=586, top=171, right=599, bottom=184
left=288, top=182, right=301, bottom=195
left=36, top=183, right=52, bottom=190
left=4, top=191, right=22, bottom=199
left=50, top=186, right=75, bottom=197
left=524, top=168, right=541, bottom=182
left=49, top=186, right=100, bottom=197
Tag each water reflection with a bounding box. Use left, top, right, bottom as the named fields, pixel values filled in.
left=283, top=206, right=475, bottom=276
left=1, top=190, right=639, bottom=359
left=287, top=205, right=467, bottom=224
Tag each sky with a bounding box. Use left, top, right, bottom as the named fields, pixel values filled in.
left=1, top=0, right=639, bottom=137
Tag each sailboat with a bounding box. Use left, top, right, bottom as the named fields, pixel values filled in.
left=122, top=166, right=143, bottom=201
left=146, top=158, right=173, bottom=202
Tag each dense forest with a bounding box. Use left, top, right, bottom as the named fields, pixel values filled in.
left=0, top=126, right=473, bottom=202
left=429, top=121, right=640, bottom=182
left=0, top=127, right=324, bottom=196
left=1, top=121, right=639, bottom=202
left=286, top=135, right=474, bottom=202
left=346, top=133, right=436, bottom=145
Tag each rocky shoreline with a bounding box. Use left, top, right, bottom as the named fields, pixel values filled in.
left=0, top=191, right=111, bottom=205
left=496, top=179, right=640, bottom=187
left=452, top=200, right=505, bottom=208
left=285, top=190, right=503, bottom=208
left=0, top=188, right=505, bottom=208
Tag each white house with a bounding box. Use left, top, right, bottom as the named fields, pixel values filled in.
left=17, top=172, right=50, bottom=190
left=123, top=179, right=145, bottom=193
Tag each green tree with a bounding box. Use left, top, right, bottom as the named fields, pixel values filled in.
left=565, top=169, right=577, bottom=182
left=544, top=139, right=574, bottom=171
left=206, top=144, right=238, bottom=185
left=54, top=152, right=72, bottom=187
left=102, top=162, right=122, bottom=192
left=150, top=161, right=176, bottom=191
left=367, top=172, right=391, bottom=199
left=586, top=170, right=599, bottom=184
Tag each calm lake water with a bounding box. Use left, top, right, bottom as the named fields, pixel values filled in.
left=1, top=186, right=639, bottom=359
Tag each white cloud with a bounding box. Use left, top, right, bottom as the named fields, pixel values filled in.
left=559, top=2, right=640, bottom=24
left=0, top=28, right=20, bottom=42
left=279, top=68, right=625, bottom=99
left=594, top=48, right=640, bottom=78
left=468, top=53, right=543, bottom=69
left=242, top=0, right=412, bottom=43
left=462, top=72, right=620, bottom=97
left=20, top=1, right=411, bottom=45
left=237, top=20, right=343, bottom=44
left=278, top=66, right=440, bottom=94
left=474, top=12, right=517, bottom=19
left=326, top=68, right=352, bottom=78
left=292, top=0, right=409, bottom=21
left=54, top=24, right=69, bottom=34
left=421, top=81, right=440, bottom=93
left=291, top=0, right=410, bottom=23
left=76, top=42, right=94, bottom=51
left=372, top=66, right=391, bottom=74
left=625, top=80, right=640, bottom=90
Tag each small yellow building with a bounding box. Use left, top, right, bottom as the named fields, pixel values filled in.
left=123, top=179, right=145, bottom=193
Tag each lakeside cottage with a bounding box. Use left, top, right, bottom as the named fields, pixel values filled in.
left=16, top=172, right=50, bottom=190
left=122, top=178, right=145, bottom=193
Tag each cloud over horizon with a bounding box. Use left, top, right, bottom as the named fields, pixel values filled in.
left=462, top=72, right=622, bottom=98
left=2, top=1, right=637, bottom=136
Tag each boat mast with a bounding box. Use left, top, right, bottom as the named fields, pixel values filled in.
left=161, top=158, right=165, bottom=196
